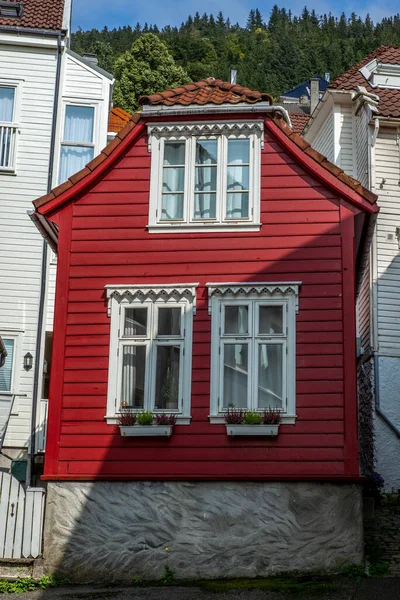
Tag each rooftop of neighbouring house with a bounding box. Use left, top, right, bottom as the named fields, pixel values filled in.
left=330, top=45, right=400, bottom=118
left=139, top=78, right=273, bottom=106
left=281, top=76, right=330, bottom=100
left=0, top=0, right=65, bottom=30
left=108, top=107, right=131, bottom=134
left=289, top=113, right=311, bottom=134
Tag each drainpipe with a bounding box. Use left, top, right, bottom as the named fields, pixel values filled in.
left=374, top=354, right=400, bottom=438
left=27, top=33, right=63, bottom=486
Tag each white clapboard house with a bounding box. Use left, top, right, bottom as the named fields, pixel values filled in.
left=304, top=46, right=400, bottom=490
left=0, top=0, right=113, bottom=483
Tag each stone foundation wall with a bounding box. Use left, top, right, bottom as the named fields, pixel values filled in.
left=43, top=481, right=363, bottom=582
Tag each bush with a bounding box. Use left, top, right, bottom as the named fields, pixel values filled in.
left=154, top=413, right=177, bottom=426
left=243, top=411, right=263, bottom=425
left=263, top=408, right=282, bottom=425
left=117, top=407, right=137, bottom=426
left=224, top=408, right=244, bottom=424
left=137, top=411, right=154, bottom=426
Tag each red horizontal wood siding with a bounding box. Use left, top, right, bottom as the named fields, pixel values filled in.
left=44, top=118, right=361, bottom=481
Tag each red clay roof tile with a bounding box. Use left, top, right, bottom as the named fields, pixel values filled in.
left=108, top=107, right=131, bottom=134
left=0, top=0, right=64, bottom=30
left=330, top=45, right=400, bottom=118
left=289, top=113, right=310, bottom=134
left=139, top=78, right=273, bottom=107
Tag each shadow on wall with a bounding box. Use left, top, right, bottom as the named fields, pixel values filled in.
left=39, top=162, right=365, bottom=583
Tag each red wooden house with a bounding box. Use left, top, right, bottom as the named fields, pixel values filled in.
left=32, top=79, right=378, bottom=581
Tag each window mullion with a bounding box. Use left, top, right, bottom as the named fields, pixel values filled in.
left=218, top=135, right=225, bottom=223
left=185, top=136, right=193, bottom=223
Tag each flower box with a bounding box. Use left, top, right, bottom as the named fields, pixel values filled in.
left=119, top=425, right=173, bottom=437
left=226, top=424, right=280, bottom=437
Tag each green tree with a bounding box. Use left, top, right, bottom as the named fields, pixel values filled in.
left=113, top=33, right=190, bottom=112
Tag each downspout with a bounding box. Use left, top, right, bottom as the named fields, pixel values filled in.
left=27, top=33, right=63, bottom=486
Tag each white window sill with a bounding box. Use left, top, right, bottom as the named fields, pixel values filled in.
left=105, top=415, right=191, bottom=425
left=147, top=223, right=262, bottom=234
left=0, top=169, right=16, bottom=176
left=209, top=415, right=297, bottom=425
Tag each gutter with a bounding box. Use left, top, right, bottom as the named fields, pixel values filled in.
left=27, top=32, right=63, bottom=485
left=0, top=25, right=64, bottom=37
left=142, top=102, right=292, bottom=127
left=374, top=354, right=400, bottom=438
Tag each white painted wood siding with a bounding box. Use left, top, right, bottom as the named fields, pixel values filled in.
left=374, top=128, right=400, bottom=354
left=310, top=111, right=334, bottom=162
left=338, top=105, right=354, bottom=175
left=0, top=42, right=57, bottom=448
left=64, top=53, right=105, bottom=100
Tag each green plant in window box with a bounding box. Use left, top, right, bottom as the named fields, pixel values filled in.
left=136, top=411, right=154, bottom=426
left=243, top=411, right=263, bottom=425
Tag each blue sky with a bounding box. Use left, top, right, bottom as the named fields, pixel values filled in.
left=72, top=0, right=400, bottom=32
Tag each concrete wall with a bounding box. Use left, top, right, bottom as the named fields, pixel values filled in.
left=44, top=481, right=363, bottom=582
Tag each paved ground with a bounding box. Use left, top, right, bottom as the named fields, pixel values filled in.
left=7, top=578, right=400, bottom=600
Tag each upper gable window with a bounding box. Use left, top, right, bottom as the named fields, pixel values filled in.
left=0, top=85, right=18, bottom=172
left=148, top=121, right=263, bottom=233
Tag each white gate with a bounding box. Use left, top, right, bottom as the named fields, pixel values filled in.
left=0, top=472, right=45, bottom=558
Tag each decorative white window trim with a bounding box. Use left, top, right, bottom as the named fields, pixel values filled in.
left=105, top=283, right=198, bottom=424
left=207, top=282, right=300, bottom=421
left=105, top=284, right=198, bottom=317
left=206, top=282, right=301, bottom=314
left=148, top=120, right=262, bottom=232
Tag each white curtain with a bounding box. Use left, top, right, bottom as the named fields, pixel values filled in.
left=59, top=145, right=94, bottom=185
left=0, top=339, right=14, bottom=392
left=162, top=193, right=183, bottom=219
left=64, top=105, right=94, bottom=143
left=121, top=346, right=145, bottom=408
left=258, top=344, right=283, bottom=408
left=0, top=88, right=14, bottom=123
left=226, top=192, right=249, bottom=219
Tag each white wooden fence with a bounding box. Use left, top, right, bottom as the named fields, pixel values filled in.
left=0, top=472, right=45, bottom=558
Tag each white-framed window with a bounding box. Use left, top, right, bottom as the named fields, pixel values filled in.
left=105, top=284, right=198, bottom=424
left=0, top=333, right=21, bottom=394
left=0, top=82, right=19, bottom=172
left=148, top=121, right=263, bottom=233
left=207, top=282, right=300, bottom=423
left=59, top=103, right=96, bottom=184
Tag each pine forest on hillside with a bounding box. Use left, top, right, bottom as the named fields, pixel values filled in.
left=72, top=6, right=400, bottom=111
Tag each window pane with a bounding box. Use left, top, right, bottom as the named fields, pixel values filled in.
left=227, top=166, right=249, bottom=191
left=164, top=142, right=185, bottom=166
left=163, top=166, right=184, bottom=192
left=258, top=344, right=283, bottom=409
left=59, top=145, right=94, bottom=184
left=228, top=139, right=250, bottom=164
left=158, top=308, right=181, bottom=336
left=195, top=166, right=217, bottom=192
left=161, top=194, right=184, bottom=220
left=0, top=339, right=14, bottom=392
left=259, top=306, right=283, bottom=335
left=196, top=140, right=217, bottom=164
left=121, top=346, right=145, bottom=408
left=64, top=106, right=94, bottom=143
left=155, top=345, right=180, bottom=409
left=224, top=305, right=248, bottom=334
left=226, top=192, right=249, bottom=219
left=194, top=193, right=216, bottom=219
left=0, top=87, right=15, bottom=122
left=124, top=308, right=147, bottom=336
left=223, top=344, right=248, bottom=408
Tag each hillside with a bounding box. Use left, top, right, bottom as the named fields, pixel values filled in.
left=72, top=5, right=400, bottom=100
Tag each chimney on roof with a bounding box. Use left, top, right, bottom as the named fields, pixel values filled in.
left=230, top=69, right=237, bottom=85
left=83, top=53, right=98, bottom=66
left=324, top=72, right=330, bottom=83
left=310, top=77, right=320, bottom=114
